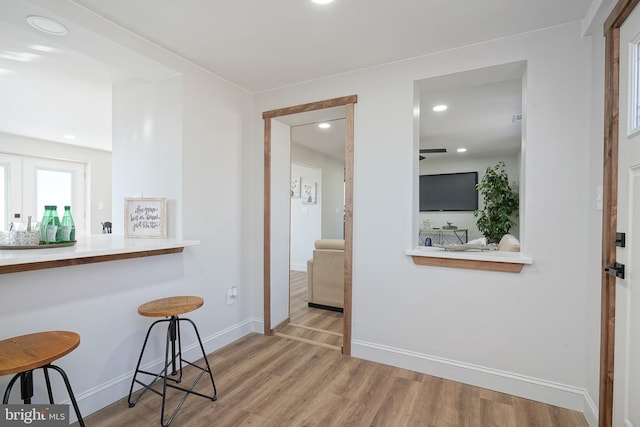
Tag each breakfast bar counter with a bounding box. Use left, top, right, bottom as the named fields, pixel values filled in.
left=0, top=235, right=199, bottom=274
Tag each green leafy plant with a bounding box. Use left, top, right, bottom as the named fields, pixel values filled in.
left=474, top=162, right=519, bottom=244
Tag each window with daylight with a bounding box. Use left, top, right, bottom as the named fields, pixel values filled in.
left=0, top=153, right=86, bottom=235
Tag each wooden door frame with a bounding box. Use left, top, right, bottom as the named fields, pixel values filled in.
left=262, top=95, right=357, bottom=356
left=600, top=1, right=640, bottom=426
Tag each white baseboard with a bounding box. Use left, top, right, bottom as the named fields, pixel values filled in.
left=74, top=317, right=258, bottom=421
left=352, top=339, right=597, bottom=418
left=289, top=263, right=307, bottom=272
left=583, top=391, right=598, bottom=426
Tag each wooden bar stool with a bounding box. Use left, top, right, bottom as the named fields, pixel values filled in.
left=0, top=331, right=85, bottom=427
left=127, top=296, right=217, bottom=426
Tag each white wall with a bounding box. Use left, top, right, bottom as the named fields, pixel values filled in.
left=418, top=154, right=519, bottom=241
left=290, top=162, right=322, bottom=271
left=0, top=132, right=111, bottom=234
left=112, top=76, right=183, bottom=238
left=292, top=143, right=345, bottom=239
left=254, top=21, right=595, bottom=417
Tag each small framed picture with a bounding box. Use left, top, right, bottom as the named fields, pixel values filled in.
left=302, top=183, right=317, bottom=204
left=291, top=176, right=301, bottom=198
left=124, top=198, right=167, bottom=238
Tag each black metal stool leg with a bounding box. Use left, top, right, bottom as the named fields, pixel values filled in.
left=182, top=318, right=217, bottom=399
left=43, top=366, right=55, bottom=404
left=128, top=318, right=171, bottom=407
left=2, top=373, right=20, bottom=403
left=2, top=371, right=33, bottom=404
left=160, top=318, right=173, bottom=427
left=46, top=364, right=86, bottom=427
left=2, top=366, right=85, bottom=427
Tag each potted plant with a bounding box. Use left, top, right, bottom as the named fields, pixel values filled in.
left=474, top=161, right=519, bottom=244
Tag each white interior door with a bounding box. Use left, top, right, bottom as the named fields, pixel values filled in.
left=614, top=6, right=640, bottom=425
left=0, top=153, right=22, bottom=231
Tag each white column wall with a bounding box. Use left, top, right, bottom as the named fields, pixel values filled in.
left=269, top=119, right=291, bottom=328
left=112, top=76, right=182, bottom=238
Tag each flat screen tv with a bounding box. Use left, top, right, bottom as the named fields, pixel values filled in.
left=419, top=172, right=478, bottom=212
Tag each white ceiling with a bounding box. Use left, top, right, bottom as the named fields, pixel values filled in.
left=0, top=0, right=594, bottom=154
left=73, top=0, right=593, bottom=93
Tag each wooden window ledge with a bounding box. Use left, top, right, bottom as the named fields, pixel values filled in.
left=0, top=235, right=199, bottom=274
left=406, top=247, right=532, bottom=273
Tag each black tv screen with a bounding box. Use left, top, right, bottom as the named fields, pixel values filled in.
left=419, top=172, right=478, bottom=212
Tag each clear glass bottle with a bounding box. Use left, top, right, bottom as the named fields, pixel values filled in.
left=46, top=205, right=61, bottom=244
left=40, top=206, right=52, bottom=244
left=60, top=206, right=75, bottom=242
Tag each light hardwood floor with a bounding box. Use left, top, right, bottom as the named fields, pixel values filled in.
left=275, top=271, right=343, bottom=350
left=76, top=333, right=587, bottom=427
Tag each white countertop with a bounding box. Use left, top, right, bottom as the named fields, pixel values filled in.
left=406, top=246, right=533, bottom=265
left=0, top=234, right=200, bottom=267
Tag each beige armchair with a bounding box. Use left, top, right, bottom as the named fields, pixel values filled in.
left=306, top=239, right=345, bottom=311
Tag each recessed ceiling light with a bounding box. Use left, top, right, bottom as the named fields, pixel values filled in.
left=26, top=16, right=68, bottom=36
left=457, top=148, right=467, bottom=153
left=432, top=105, right=448, bottom=112
left=311, top=0, right=335, bottom=4
left=318, top=123, right=331, bottom=129
left=64, top=134, right=76, bottom=140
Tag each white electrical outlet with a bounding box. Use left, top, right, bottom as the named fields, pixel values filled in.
left=226, top=286, right=238, bottom=305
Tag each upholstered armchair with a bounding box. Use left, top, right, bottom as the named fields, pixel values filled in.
left=306, top=239, right=345, bottom=310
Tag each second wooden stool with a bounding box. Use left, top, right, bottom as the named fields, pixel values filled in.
left=127, top=296, right=217, bottom=426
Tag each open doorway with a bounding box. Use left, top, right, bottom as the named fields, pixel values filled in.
left=263, top=95, right=356, bottom=355
left=280, top=118, right=346, bottom=350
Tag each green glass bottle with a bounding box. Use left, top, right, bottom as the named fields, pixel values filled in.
left=60, top=206, right=75, bottom=242
left=40, top=205, right=52, bottom=244
left=46, top=205, right=61, bottom=244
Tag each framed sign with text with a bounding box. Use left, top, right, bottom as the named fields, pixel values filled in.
left=124, top=197, right=167, bottom=238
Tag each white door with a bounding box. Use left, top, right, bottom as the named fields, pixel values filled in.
left=614, top=6, right=640, bottom=425
left=0, top=153, right=22, bottom=231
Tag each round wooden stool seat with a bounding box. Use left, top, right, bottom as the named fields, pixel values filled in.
left=138, top=296, right=203, bottom=318
left=0, top=331, right=80, bottom=376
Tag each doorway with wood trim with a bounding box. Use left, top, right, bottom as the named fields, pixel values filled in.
left=263, top=95, right=356, bottom=356
left=601, top=1, right=640, bottom=426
